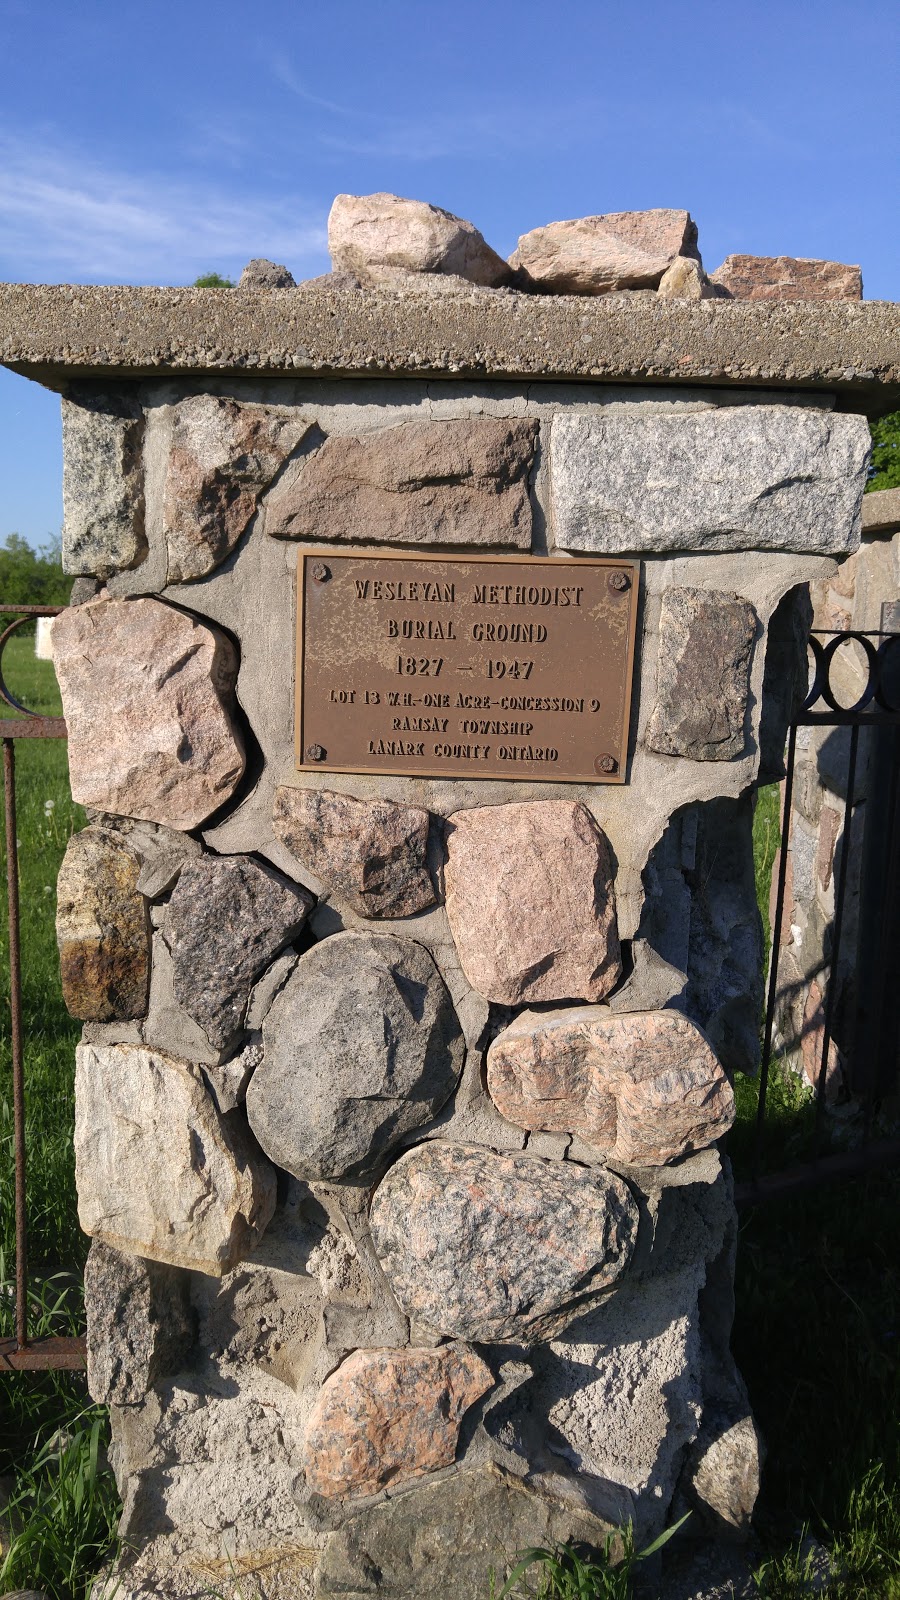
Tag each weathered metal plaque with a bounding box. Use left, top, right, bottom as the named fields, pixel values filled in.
left=295, top=551, right=638, bottom=783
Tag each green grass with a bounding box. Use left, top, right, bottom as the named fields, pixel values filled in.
left=0, top=635, right=118, bottom=1600
left=488, top=1519, right=689, bottom=1599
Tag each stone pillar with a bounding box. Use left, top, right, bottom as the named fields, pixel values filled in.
left=1, top=284, right=881, bottom=1600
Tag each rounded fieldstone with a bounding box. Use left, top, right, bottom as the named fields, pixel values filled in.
left=246, top=932, right=464, bottom=1182
left=369, top=1140, right=638, bottom=1343
left=303, top=1345, right=493, bottom=1499
left=486, top=1007, right=735, bottom=1166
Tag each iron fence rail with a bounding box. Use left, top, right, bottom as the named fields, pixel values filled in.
left=738, top=628, right=900, bottom=1205
left=0, top=604, right=84, bottom=1371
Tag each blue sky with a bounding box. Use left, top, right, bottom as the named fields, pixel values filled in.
left=2, top=0, right=898, bottom=548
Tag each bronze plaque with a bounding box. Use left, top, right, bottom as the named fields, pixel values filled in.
left=295, top=551, right=638, bottom=783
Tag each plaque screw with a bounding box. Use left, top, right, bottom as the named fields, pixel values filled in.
left=305, top=744, right=326, bottom=762
left=311, top=561, right=331, bottom=583
left=608, top=570, right=630, bottom=592
left=595, top=753, right=618, bottom=775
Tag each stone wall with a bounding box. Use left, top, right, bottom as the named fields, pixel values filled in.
left=770, top=487, right=900, bottom=1109
left=25, top=316, right=872, bottom=1599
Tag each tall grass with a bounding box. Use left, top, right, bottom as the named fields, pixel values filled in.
left=0, top=636, right=118, bottom=1599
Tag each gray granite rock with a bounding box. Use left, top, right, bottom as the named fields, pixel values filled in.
left=163, top=394, right=312, bottom=580
left=684, top=1410, right=764, bottom=1542
left=272, top=786, right=436, bottom=918
left=646, top=588, right=757, bottom=760
left=245, top=931, right=464, bottom=1181
left=550, top=407, right=870, bottom=555
left=369, top=1140, right=638, bottom=1342
left=637, top=795, right=764, bottom=1077
left=238, top=258, right=296, bottom=288
left=84, top=1240, right=194, bottom=1407
left=162, top=853, right=313, bottom=1050
left=61, top=390, right=146, bottom=577
left=68, top=575, right=100, bottom=605
left=265, top=416, right=537, bottom=548
left=202, top=1035, right=263, bottom=1114
left=56, top=824, right=150, bottom=1021
left=317, top=1463, right=621, bottom=1600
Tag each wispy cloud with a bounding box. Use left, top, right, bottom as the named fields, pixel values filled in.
left=268, top=54, right=603, bottom=164
left=0, top=136, right=329, bottom=284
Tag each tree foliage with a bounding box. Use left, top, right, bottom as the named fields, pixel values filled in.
left=193, top=272, right=235, bottom=288
left=868, top=408, right=900, bottom=492
left=0, top=534, right=72, bottom=606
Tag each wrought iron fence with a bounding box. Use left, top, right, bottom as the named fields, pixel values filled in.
left=736, top=627, right=900, bottom=1204
left=0, top=603, right=84, bottom=1371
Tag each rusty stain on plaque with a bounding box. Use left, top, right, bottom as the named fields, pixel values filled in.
left=295, top=551, right=638, bottom=783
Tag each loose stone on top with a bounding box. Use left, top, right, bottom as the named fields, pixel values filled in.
left=50, top=597, right=245, bottom=831
left=709, top=254, right=862, bottom=301
left=486, top=1007, right=735, bottom=1165
left=265, top=417, right=537, bottom=549
left=370, top=1141, right=638, bottom=1343
left=272, top=786, right=436, bottom=918
left=444, top=800, right=621, bottom=1004
left=162, top=853, right=314, bottom=1050
left=646, top=588, right=757, bottom=761
left=303, top=1345, right=494, bottom=1499
left=246, top=931, right=464, bottom=1181
left=509, top=209, right=699, bottom=294
left=328, top=192, right=512, bottom=287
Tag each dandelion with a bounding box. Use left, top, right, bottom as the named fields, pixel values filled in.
left=43, top=798, right=55, bottom=816
left=43, top=885, right=52, bottom=896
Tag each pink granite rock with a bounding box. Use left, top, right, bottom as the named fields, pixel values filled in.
left=272, top=786, right=436, bottom=918
left=443, top=800, right=621, bottom=1004
left=328, top=192, right=512, bottom=287
left=509, top=210, right=699, bottom=294
left=709, top=255, right=862, bottom=301
left=51, top=597, right=245, bottom=831
left=487, top=1008, right=735, bottom=1165
left=800, top=980, right=844, bottom=1103
left=164, top=395, right=312, bottom=580
left=265, top=417, right=537, bottom=549
left=303, top=1345, right=493, bottom=1498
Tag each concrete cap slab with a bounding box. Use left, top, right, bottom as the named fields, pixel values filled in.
left=1, top=281, right=898, bottom=411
